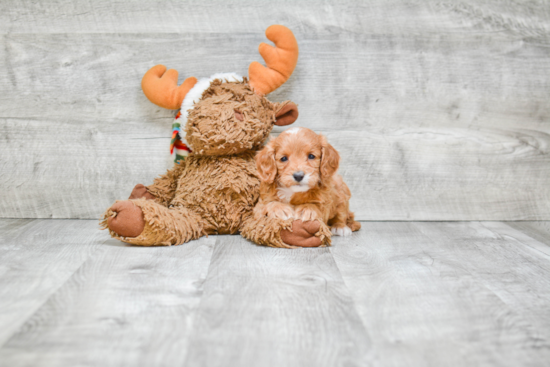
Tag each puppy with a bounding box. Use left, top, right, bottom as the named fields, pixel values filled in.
left=254, top=127, right=361, bottom=237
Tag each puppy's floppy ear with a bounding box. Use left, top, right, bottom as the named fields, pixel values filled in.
left=274, top=101, right=298, bottom=126
left=320, top=135, right=339, bottom=179
left=256, top=140, right=277, bottom=183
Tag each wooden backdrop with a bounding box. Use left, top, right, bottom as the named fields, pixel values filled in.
left=1, top=0, right=549, bottom=220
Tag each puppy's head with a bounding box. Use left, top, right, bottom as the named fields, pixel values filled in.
left=256, top=127, right=339, bottom=192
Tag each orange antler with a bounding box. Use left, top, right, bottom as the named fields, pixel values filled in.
left=141, top=65, right=198, bottom=110
left=248, top=25, right=299, bottom=95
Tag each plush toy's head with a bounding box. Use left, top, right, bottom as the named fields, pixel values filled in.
left=141, top=25, right=299, bottom=157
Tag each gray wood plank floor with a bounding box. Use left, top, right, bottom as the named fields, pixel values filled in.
left=1, top=220, right=549, bottom=367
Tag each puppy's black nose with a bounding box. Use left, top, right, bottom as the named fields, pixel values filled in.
left=293, top=171, right=305, bottom=182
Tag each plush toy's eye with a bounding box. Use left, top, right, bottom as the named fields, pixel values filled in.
left=280, top=156, right=288, bottom=162
left=308, top=154, right=315, bottom=159
left=234, top=109, right=244, bottom=121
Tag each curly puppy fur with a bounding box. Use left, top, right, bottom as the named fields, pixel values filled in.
left=255, top=127, right=361, bottom=240
left=102, top=79, right=305, bottom=247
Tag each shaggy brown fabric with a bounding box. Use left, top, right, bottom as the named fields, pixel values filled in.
left=102, top=79, right=325, bottom=248
left=240, top=215, right=294, bottom=248
left=241, top=217, right=331, bottom=248
left=169, top=151, right=260, bottom=235
left=101, top=198, right=205, bottom=246
left=146, top=163, right=186, bottom=206
left=185, top=79, right=279, bottom=156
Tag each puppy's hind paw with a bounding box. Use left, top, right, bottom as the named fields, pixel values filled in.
left=331, top=225, right=352, bottom=237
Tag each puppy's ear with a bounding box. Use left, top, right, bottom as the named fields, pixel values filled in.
left=320, top=135, right=340, bottom=179
left=256, top=141, right=277, bottom=183
left=274, top=101, right=298, bottom=126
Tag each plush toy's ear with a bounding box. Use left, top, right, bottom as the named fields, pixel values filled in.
left=274, top=102, right=299, bottom=126
left=320, top=135, right=340, bottom=180
left=256, top=141, right=277, bottom=183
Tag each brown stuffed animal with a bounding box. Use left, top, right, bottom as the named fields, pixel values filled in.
left=101, top=25, right=331, bottom=248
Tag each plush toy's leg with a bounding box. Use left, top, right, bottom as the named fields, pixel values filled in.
left=240, top=215, right=292, bottom=248
left=123, top=163, right=186, bottom=207
left=128, top=184, right=157, bottom=201
left=146, top=163, right=187, bottom=206
left=100, top=198, right=206, bottom=246
left=241, top=216, right=331, bottom=248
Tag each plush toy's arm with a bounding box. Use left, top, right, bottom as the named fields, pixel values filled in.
left=241, top=215, right=331, bottom=248
left=281, top=219, right=332, bottom=247
left=134, top=162, right=186, bottom=207
left=241, top=215, right=294, bottom=248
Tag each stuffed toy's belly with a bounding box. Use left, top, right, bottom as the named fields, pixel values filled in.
left=170, top=152, right=260, bottom=234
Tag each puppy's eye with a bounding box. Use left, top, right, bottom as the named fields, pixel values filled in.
left=308, top=154, right=315, bottom=159
left=280, top=156, right=288, bottom=162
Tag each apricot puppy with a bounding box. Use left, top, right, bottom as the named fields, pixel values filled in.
left=255, top=127, right=361, bottom=237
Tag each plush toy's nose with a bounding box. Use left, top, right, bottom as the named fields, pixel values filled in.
left=293, top=171, right=305, bottom=182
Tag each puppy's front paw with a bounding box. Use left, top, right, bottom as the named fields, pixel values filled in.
left=261, top=202, right=295, bottom=220
left=295, top=206, right=319, bottom=222
left=330, top=225, right=352, bottom=237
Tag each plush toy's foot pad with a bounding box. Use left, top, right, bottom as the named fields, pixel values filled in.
left=281, top=220, right=323, bottom=247
left=107, top=201, right=145, bottom=238
left=128, top=184, right=156, bottom=200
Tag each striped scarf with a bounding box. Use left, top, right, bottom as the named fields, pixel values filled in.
left=170, top=111, right=191, bottom=163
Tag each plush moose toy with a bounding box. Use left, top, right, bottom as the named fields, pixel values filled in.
left=101, top=25, right=331, bottom=248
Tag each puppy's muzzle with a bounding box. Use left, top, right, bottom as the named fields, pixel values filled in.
left=293, top=171, right=305, bottom=182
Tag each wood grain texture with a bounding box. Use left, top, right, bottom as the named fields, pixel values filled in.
left=2, top=32, right=549, bottom=129
left=504, top=221, right=550, bottom=247
left=1, top=219, right=550, bottom=366
left=2, top=121, right=548, bottom=220
left=1, top=0, right=550, bottom=219
left=329, top=221, right=550, bottom=367
left=0, top=221, right=215, bottom=366
left=0, top=219, right=103, bottom=345
left=0, top=118, right=171, bottom=219
left=484, top=221, right=550, bottom=256
left=419, top=222, right=550, bottom=356
left=182, top=235, right=371, bottom=367
left=1, top=0, right=548, bottom=36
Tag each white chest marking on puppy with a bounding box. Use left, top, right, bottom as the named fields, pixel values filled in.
left=277, top=183, right=311, bottom=203
left=291, top=185, right=310, bottom=193
left=277, top=187, right=295, bottom=203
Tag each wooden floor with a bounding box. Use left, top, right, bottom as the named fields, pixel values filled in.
left=0, top=220, right=549, bottom=367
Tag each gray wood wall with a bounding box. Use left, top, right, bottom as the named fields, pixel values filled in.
left=1, top=0, right=549, bottom=220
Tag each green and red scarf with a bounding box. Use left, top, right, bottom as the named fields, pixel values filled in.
left=170, top=110, right=191, bottom=163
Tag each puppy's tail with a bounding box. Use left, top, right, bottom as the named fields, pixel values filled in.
left=346, top=212, right=361, bottom=232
